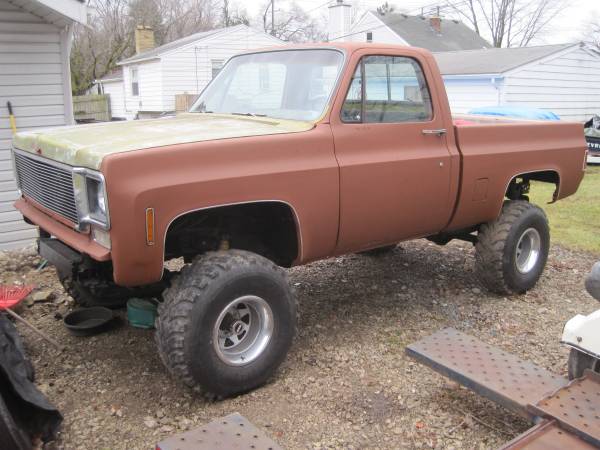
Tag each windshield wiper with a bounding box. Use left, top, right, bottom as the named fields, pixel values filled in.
left=231, top=112, right=267, bottom=117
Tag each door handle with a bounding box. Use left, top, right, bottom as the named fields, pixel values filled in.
left=422, top=128, right=447, bottom=136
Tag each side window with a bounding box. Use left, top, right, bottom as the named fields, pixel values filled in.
left=341, top=65, right=362, bottom=123
left=341, top=56, right=433, bottom=124
left=131, top=67, right=139, bottom=96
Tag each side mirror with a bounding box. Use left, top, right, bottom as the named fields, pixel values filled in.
left=585, top=261, right=600, bottom=301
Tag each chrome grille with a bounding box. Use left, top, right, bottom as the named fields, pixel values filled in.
left=13, top=150, right=79, bottom=225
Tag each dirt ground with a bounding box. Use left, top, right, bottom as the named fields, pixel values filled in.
left=1, top=239, right=598, bottom=450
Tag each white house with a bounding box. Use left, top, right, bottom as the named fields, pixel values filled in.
left=0, top=0, right=87, bottom=250
left=328, top=1, right=491, bottom=51
left=435, top=43, right=600, bottom=121
left=95, top=68, right=126, bottom=120
left=116, top=24, right=282, bottom=119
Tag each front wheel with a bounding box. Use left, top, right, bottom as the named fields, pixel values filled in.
left=475, top=200, right=550, bottom=295
left=155, top=250, right=297, bottom=398
left=568, top=348, right=600, bottom=380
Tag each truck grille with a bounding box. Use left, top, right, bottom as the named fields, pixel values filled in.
left=13, top=150, right=79, bottom=225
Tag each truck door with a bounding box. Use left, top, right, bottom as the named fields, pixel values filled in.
left=331, top=52, right=454, bottom=253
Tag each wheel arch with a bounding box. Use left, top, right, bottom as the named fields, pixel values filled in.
left=505, top=169, right=561, bottom=202
left=163, top=200, right=303, bottom=267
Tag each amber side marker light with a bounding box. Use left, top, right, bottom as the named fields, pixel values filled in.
left=146, top=208, right=155, bottom=246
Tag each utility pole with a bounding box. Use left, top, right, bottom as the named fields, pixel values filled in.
left=271, top=0, right=275, bottom=36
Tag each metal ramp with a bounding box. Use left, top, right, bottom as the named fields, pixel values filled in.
left=407, top=328, right=600, bottom=449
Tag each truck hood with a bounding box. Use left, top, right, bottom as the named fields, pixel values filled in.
left=12, top=113, right=314, bottom=170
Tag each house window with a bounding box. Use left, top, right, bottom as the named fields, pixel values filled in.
left=341, top=55, right=433, bottom=124
left=130, top=67, right=139, bottom=96
left=366, top=32, right=373, bottom=42
left=211, top=59, right=224, bottom=79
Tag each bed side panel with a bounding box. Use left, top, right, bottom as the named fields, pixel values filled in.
left=445, top=122, right=586, bottom=231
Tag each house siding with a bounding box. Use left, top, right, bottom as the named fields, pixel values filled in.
left=503, top=47, right=600, bottom=121
left=123, top=59, right=163, bottom=116
left=0, top=0, right=72, bottom=250
left=102, top=80, right=126, bottom=119
left=442, top=77, right=501, bottom=114
left=347, top=12, right=406, bottom=44
left=159, top=27, right=281, bottom=112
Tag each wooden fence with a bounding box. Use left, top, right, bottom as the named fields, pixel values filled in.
left=175, top=94, right=199, bottom=113
left=73, top=94, right=111, bottom=122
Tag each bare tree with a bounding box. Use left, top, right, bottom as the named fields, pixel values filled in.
left=221, top=0, right=249, bottom=27
left=71, top=0, right=132, bottom=95
left=259, top=0, right=326, bottom=42
left=445, top=0, right=567, bottom=47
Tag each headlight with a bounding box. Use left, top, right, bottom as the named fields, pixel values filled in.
left=72, top=168, right=110, bottom=231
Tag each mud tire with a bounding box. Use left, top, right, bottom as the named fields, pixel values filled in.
left=475, top=200, right=549, bottom=295
left=155, top=250, right=297, bottom=398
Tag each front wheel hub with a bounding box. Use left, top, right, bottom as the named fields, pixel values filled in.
left=213, top=295, right=274, bottom=366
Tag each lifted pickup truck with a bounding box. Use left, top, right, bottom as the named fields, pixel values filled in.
left=11, top=43, right=586, bottom=397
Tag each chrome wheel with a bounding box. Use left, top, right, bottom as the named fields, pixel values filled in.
left=515, top=228, right=541, bottom=274
left=213, top=295, right=274, bottom=366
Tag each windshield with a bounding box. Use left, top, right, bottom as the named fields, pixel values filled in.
left=190, top=49, right=344, bottom=121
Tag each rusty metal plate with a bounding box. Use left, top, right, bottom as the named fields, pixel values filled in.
left=529, top=370, right=600, bottom=447
left=406, top=328, right=567, bottom=419
left=500, top=420, right=596, bottom=450
left=156, top=413, right=282, bottom=450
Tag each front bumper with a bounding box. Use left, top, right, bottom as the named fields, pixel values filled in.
left=15, top=198, right=110, bottom=262
left=588, top=153, right=600, bottom=165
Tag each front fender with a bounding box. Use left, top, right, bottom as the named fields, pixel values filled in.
left=561, top=309, right=600, bottom=359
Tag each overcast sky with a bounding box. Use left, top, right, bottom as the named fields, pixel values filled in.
left=240, top=0, right=600, bottom=45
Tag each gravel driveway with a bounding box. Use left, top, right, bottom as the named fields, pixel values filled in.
left=1, top=239, right=598, bottom=450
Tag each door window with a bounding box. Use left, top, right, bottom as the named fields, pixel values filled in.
left=340, top=55, right=433, bottom=123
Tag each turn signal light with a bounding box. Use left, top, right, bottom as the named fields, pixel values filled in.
left=146, top=208, right=155, bottom=246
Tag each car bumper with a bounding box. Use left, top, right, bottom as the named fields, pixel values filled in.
left=588, top=153, right=600, bottom=164
left=15, top=198, right=110, bottom=262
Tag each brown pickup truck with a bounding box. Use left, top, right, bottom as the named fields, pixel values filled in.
left=11, top=43, right=586, bottom=397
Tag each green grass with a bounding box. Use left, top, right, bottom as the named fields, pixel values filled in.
left=529, top=165, right=600, bottom=254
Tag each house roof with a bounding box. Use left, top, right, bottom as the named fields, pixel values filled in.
left=119, top=24, right=260, bottom=65
left=96, top=67, right=123, bottom=83
left=373, top=12, right=491, bottom=51
left=434, top=43, right=578, bottom=75
left=13, top=0, right=87, bottom=26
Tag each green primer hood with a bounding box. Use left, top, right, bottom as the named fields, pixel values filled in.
left=12, top=113, right=314, bottom=170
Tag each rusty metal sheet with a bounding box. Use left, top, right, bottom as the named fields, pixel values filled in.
left=529, top=370, right=600, bottom=447
left=405, top=328, right=567, bottom=419
left=156, top=413, right=282, bottom=450
left=500, top=420, right=596, bottom=450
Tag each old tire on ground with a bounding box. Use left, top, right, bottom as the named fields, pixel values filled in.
left=155, top=250, right=297, bottom=398
left=568, top=348, right=600, bottom=380
left=475, top=200, right=549, bottom=295
left=358, top=244, right=397, bottom=256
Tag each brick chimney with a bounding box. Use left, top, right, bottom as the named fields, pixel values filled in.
left=135, top=25, right=155, bottom=54
left=429, top=16, right=441, bottom=34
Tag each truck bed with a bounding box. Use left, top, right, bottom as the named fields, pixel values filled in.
left=445, top=115, right=587, bottom=231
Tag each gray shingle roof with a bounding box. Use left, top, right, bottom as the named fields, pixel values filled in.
left=433, top=43, right=577, bottom=75
left=374, top=12, right=491, bottom=51
left=119, top=25, right=245, bottom=65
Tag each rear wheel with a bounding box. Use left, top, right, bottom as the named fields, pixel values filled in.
left=568, top=348, right=600, bottom=380
left=475, top=200, right=550, bottom=295
left=155, top=250, right=297, bottom=397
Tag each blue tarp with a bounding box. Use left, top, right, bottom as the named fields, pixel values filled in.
left=468, top=106, right=560, bottom=121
